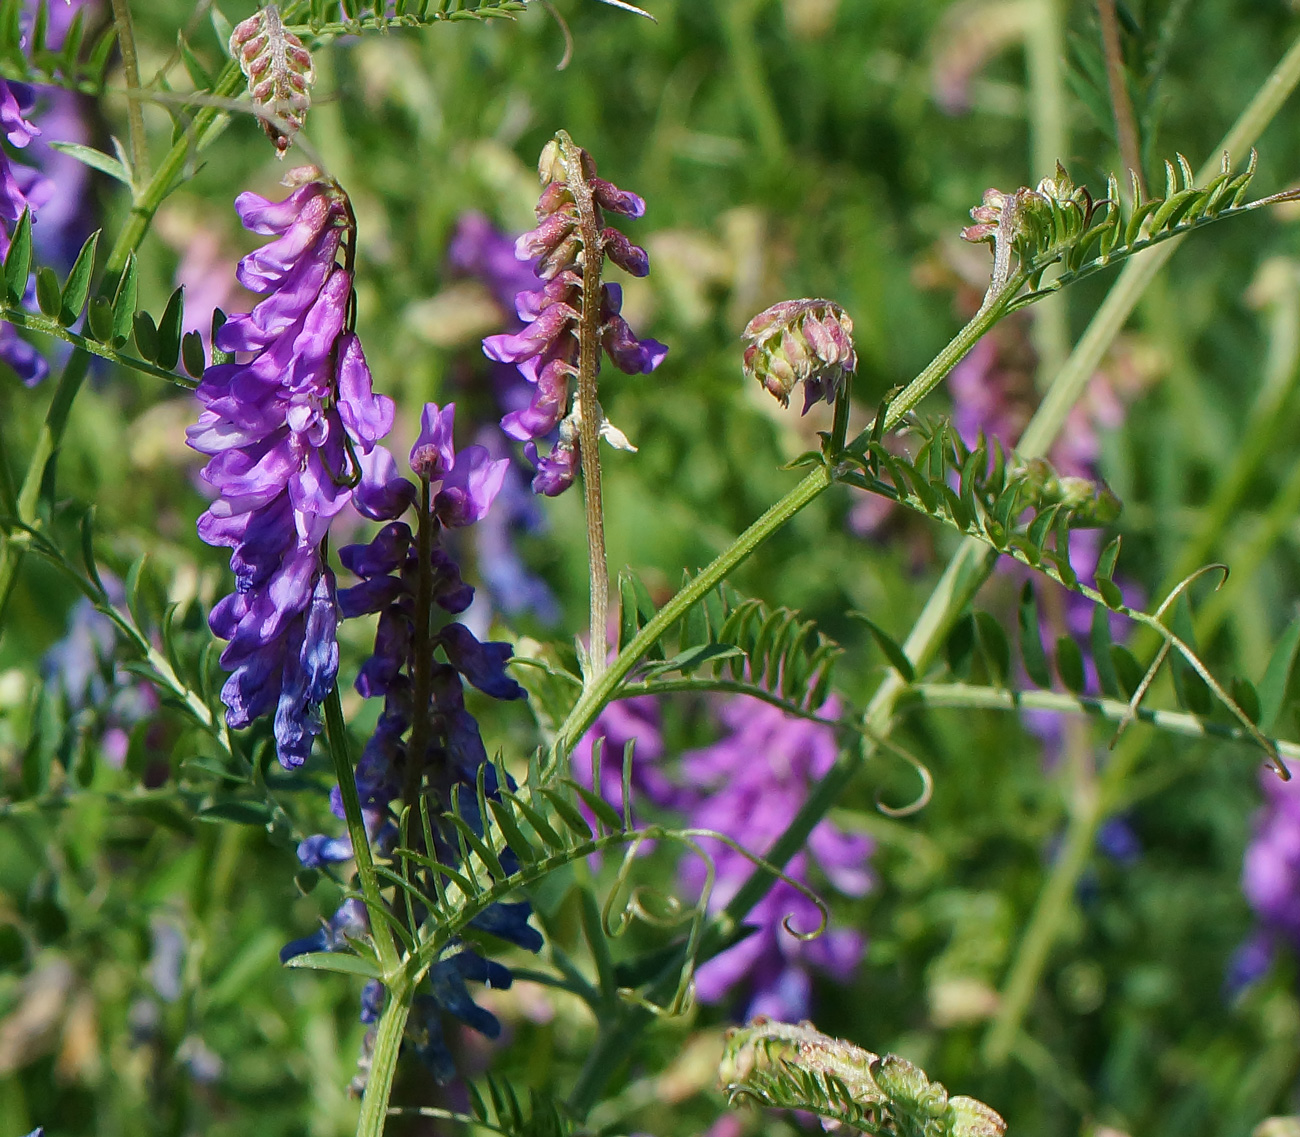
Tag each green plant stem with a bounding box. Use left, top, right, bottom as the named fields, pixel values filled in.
left=0, top=349, right=90, bottom=625
left=324, top=689, right=400, bottom=977
left=983, top=29, right=1300, bottom=1066
left=356, top=975, right=413, bottom=1137
left=911, top=682, right=1300, bottom=760
left=556, top=464, right=830, bottom=760
left=848, top=292, right=1019, bottom=449
left=1027, top=0, right=1070, bottom=380
left=109, top=0, right=148, bottom=182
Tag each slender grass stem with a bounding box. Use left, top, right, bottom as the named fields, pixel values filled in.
left=984, top=28, right=1300, bottom=1065
left=108, top=0, right=148, bottom=183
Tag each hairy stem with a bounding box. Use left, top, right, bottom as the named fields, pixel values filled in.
left=562, top=133, right=611, bottom=684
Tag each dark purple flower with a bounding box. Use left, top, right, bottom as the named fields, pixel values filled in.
left=188, top=167, right=397, bottom=768
left=482, top=135, right=667, bottom=496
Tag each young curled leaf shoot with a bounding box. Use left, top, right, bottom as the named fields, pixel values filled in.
left=961, top=151, right=1300, bottom=311
left=484, top=131, right=667, bottom=681
left=720, top=1018, right=1006, bottom=1137
left=230, top=4, right=316, bottom=157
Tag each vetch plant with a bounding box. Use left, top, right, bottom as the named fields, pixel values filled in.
left=9, top=5, right=1300, bottom=1137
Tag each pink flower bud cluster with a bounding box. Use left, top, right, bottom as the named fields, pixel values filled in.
left=742, top=298, right=857, bottom=413
left=482, top=137, right=667, bottom=496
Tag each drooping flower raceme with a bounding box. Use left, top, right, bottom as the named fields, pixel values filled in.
left=188, top=167, right=398, bottom=767
left=287, top=402, right=543, bottom=1080
left=483, top=134, right=667, bottom=496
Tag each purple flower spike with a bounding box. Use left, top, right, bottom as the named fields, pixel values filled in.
left=190, top=168, right=398, bottom=767
left=481, top=132, right=667, bottom=496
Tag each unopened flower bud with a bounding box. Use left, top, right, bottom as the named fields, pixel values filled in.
left=741, top=298, right=857, bottom=413
left=230, top=5, right=315, bottom=157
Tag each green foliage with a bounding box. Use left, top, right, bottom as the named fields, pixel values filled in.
left=0, top=0, right=117, bottom=92
left=962, top=150, right=1298, bottom=308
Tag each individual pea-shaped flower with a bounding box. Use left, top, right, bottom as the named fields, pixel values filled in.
left=229, top=4, right=316, bottom=156
left=742, top=298, right=857, bottom=413
left=482, top=132, right=667, bottom=496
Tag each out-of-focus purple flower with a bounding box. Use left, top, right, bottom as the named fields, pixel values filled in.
left=572, top=696, right=679, bottom=823
left=482, top=135, right=666, bottom=496
left=1226, top=929, right=1276, bottom=997
left=469, top=427, right=559, bottom=624
left=0, top=76, right=53, bottom=386
left=679, top=696, right=874, bottom=1020
left=450, top=212, right=540, bottom=315
left=188, top=167, right=397, bottom=768
left=1231, top=766, right=1300, bottom=994
left=43, top=591, right=159, bottom=768
left=1096, top=815, right=1141, bottom=866
left=1243, top=769, right=1300, bottom=948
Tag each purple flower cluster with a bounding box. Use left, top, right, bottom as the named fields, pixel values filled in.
left=188, top=168, right=398, bottom=767
left=483, top=137, right=666, bottom=496
left=331, top=402, right=523, bottom=819
left=578, top=692, right=874, bottom=1021
left=1234, top=767, right=1300, bottom=990
left=286, top=402, right=542, bottom=1079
